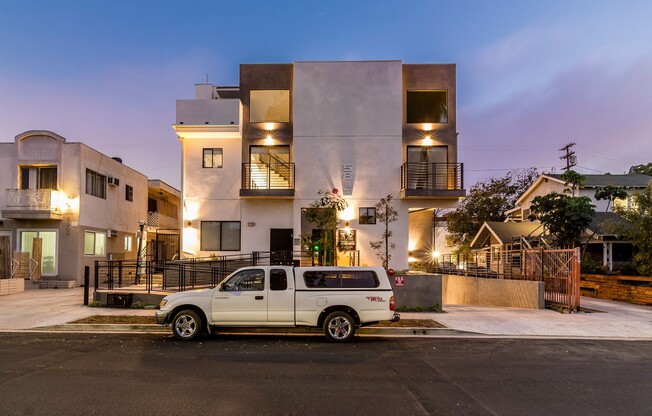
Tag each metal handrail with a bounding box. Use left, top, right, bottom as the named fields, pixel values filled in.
left=400, top=162, right=463, bottom=191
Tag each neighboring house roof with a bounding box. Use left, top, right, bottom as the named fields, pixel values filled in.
left=586, top=212, right=632, bottom=238
left=470, top=221, right=545, bottom=248
left=516, top=173, right=651, bottom=206
left=545, top=173, right=651, bottom=188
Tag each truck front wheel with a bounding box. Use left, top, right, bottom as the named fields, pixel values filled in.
left=172, top=309, right=203, bottom=341
left=323, top=311, right=356, bottom=342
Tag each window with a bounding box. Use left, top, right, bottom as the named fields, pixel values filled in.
left=19, top=230, right=57, bottom=275
left=85, top=169, right=106, bottom=199
left=250, top=90, right=290, bottom=123
left=201, top=221, right=241, bottom=251
left=84, top=231, right=106, bottom=256
left=224, top=269, right=265, bottom=291
left=124, top=235, right=133, bottom=252
left=19, top=166, right=57, bottom=190
left=203, top=148, right=223, bottom=168
left=125, top=185, right=133, bottom=202
left=270, top=269, right=288, bottom=291
left=359, top=207, right=376, bottom=224
left=303, top=270, right=379, bottom=289
left=407, top=90, right=448, bottom=123
left=445, top=236, right=454, bottom=247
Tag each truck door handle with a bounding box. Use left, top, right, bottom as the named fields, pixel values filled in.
left=255, top=296, right=264, bottom=300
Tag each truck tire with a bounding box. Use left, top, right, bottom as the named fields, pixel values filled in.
left=172, top=309, right=203, bottom=341
left=323, top=311, right=356, bottom=342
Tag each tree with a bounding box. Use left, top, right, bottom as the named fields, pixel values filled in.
left=529, top=194, right=595, bottom=248
left=582, top=185, right=629, bottom=255
left=614, top=183, right=652, bottom=276
left=529, top=170, right=595, bottom=248
left=447, top=168, right=538, bottom=245
left=560, top=169, right=586, bottom=197
left=369, top=195, right=398, bottom=269
left=630, top=163, right=652, bottom=176
left=302, top=188, right=348, bottom=265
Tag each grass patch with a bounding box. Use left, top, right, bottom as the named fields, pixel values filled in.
left=72, top=315, right=156, bottom=325
left=371, top=319, right=446, bottom=328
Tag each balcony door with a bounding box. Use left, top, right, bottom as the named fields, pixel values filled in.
left=407, top=146, right=447, bottom=189
left=19, top=230, right=58, bottom=276
left=20, top=166, right=57, bottom=190
left=249, top=146, right=291, bottom=190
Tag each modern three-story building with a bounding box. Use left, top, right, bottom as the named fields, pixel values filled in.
left=174, top=61, right=465, bottom=269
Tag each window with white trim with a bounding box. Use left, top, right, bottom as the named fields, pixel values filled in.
left=84, top=231, right=106, bottom=256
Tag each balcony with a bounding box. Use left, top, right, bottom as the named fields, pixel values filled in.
left=2, top=189, right=63, bottom=220
left=240, top=162, right=295, bottom=197
left=400, top=162, right=465, bottom=199
left=148, top=211, right=180, bottom=229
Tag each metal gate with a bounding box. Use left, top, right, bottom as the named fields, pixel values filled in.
left=523, top=248, right=581, bottom=311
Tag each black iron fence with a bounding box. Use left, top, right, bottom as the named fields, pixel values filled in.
left=93, top=250, right=360, bottom=294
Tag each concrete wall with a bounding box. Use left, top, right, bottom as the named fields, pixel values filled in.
left=390, top=273, right=442, bottom=311
left=442, top=274, right=545, bottom=309
left=388, top=273, right=544, bottom=310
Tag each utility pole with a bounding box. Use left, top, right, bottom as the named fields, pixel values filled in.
left=559, top=142, right=577, bottom=171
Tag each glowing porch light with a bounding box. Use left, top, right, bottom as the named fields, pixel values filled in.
left=432, top=250, right=440, bottom=259
left=264, top=134, right=274, bottom=145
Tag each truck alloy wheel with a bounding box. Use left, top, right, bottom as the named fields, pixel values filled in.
left=172, top=309, right=202, bottom=340
left=324, top=311, right=356, bottom=342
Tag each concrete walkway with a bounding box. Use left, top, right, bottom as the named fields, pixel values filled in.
left=1, top=288, right=651, bottom=339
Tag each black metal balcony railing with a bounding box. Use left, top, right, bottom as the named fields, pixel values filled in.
left=241, top=162, right=295, bottom=191
left=400, top=162, right=464, bottom=195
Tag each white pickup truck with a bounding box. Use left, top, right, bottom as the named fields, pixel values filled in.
left=156, top=265, right=399, bottom=342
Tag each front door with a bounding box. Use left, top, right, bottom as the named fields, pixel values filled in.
left=212, top=268, right=267, bottom=325
left=270, top=228, right=293, bottom=264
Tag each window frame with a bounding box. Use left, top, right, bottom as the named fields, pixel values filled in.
left=125, top=184, right=134, bottom=202
left=85, top=169, right=106, bottom=199
left=249, top=89, right=290, bottom=123
left=200, top=221, right=241, bottom=251
left=84, top=231, right=106, bottom=256
left=406, top=90, right=449, bottom=124
left=359, top=207, right=377, bottom=225
left=202, top=148, right=223, bottom=168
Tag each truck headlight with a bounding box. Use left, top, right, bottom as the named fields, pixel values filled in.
left=159, top=299, right=168, bottom=308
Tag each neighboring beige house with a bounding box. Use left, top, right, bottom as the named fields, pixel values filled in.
left=174, top=60, right=465, bottom=269
left=472, top=172, right=651, bottom=271
left=0, top=130, right=148, bottom=285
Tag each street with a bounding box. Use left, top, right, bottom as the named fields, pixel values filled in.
left=0, top=333, right=650, bottom=415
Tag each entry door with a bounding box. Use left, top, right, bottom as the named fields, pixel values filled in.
left=270, top=228, right=293, bottom=264
left=212, top=268, right=267, bottom=325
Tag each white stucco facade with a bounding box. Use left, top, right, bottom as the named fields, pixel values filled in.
left=175, top=61, right=464, bottom=269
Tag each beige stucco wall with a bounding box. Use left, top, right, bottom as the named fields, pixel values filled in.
left=442, top=274, right=545, bottom=309
left=0, top=132, right=148, bottom=283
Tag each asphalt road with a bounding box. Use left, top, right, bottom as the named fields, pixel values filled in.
left=0, top=333, right=650, bottom=416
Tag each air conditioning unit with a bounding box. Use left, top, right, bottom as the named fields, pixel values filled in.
left=107, top=177, right=120, bottom=187
left=106, top=229, right=118, bottom=238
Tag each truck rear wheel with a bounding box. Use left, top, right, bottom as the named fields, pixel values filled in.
left=323, top=311, right=356, bottom=342
left=172, top=309, right=202, bottom=341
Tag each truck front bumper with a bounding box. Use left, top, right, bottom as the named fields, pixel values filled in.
left=155, top=310, right=169, bottom=325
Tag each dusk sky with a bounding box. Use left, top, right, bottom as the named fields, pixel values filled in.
left=2, top=1, right=651, bottom=190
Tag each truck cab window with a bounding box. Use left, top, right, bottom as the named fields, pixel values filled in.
left=224, top=269, right=265, bottom=291
left=270, top=269, right=288, bottom=291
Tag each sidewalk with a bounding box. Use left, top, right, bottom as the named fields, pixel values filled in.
left=1, top=288, right=651, bottom=339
